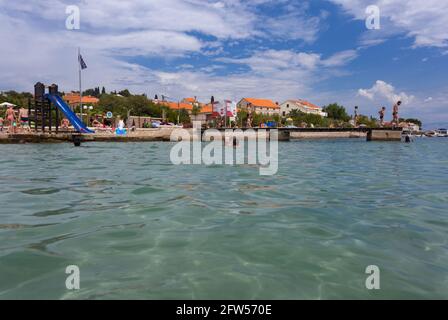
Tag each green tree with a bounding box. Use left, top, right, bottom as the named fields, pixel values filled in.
left=191, top=103, right=202, bottom=116
left=118, top=89, right=131, bottom=97
left=322, top=103, right=350, bottom=121
left=127, top=95, right=151, bottom=116
left=83, top=88, right=98, bottom=97
left=288, top=110, right=332, bottom=127
left=357, top=115, right=379, bottom=127
left=402, top=118, right=422, bottom=128
left=236, top=110, right=249, bottom=127
left=0, top=91, right=33, bottom=108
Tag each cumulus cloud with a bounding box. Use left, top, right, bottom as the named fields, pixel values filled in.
left=358, top=80, right=415, bottom=105
left=218, top=49, right=358, bottom=72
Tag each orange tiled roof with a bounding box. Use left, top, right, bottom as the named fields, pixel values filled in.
left=183, top=97, right=197, bottom=103
left=291, top=100, right=321, bottom=110
left=160, top=101, right=213, bottom=114
left=200, top=104, right=213, bottom=113
left=243, top=98, right=278, bottom=109
left=161, top=102, right=193, bottom=111
left=64, top=94, right=99, bottom=104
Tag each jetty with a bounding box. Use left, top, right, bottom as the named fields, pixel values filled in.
left=0, top=127, right=403, bottom=144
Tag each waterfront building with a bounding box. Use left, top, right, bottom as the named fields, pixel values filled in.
left=279, top=100, right=328, bottom=117
left=237, top=98, right=280, bottom=116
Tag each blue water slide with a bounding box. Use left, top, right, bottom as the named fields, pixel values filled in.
left=45, top=94, right=94, bottom=134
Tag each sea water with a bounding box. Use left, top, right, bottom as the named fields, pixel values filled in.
left=0, top=139, right=447, bottom=299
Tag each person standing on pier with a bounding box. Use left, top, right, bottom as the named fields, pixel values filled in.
left=392, top=101, right=401, bottom=125
left=5, top=105, right=16, bottom=133
left=354, top=106, right=359, bottom=127
left=18, top=107, right=30, bottom=132
left=378, top=107, right=386, bottom=127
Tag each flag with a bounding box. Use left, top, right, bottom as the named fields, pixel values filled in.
left=78, top=54, right=87, bottom=70
left=212, top=101, right=223, bottom=117
left=225, top=100, right=237, bottom=117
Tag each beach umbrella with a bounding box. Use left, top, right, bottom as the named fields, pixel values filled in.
left=0, top=102, right=16, bottom=107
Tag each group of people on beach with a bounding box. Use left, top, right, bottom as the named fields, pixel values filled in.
left=0, top=106, right=30, bottom=133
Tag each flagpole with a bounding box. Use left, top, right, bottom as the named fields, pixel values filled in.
left=78, top=47, right=83, bottom=123
left=225, top=100, right=228, bottom=128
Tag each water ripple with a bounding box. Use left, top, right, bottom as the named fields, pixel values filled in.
left=0, top=139, right=447, bottom=299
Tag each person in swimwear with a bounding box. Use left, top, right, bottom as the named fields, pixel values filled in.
left=354, top=106, right=359, bottom=127
left=61, top=118, right=70, bottom=130
left=5, top=106, right=16, bottom=133
left=378, top=107, right=386, bottom=127
left=392, top=101, right=401, bottom=125
left=18, top=107, right=30, bottom=132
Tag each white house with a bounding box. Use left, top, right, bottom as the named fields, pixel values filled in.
left=280, top=100, right=328, bottom=117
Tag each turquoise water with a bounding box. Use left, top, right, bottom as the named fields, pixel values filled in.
left=0, top=139, right=447, bottom=299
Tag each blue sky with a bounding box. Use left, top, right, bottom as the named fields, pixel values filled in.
left=0, top=0, right=447, bottom=128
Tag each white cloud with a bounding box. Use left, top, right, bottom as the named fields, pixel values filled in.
left=260, top=4, right=322, bottom=43
left=0, top=0, right=324, bottom=42
left=329, top=0, right=448, bottom=48
left=0, top=0, right=329, bottom=95
left=218, top=49, right=358, bottom=72
left=321, top=50, right=359, bottom=67
left=358, top=80, right=415, bottom=104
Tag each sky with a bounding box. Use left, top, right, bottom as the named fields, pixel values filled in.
left=0, top=0, right=447, bottom=128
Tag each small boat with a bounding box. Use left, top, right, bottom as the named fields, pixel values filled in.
left=424, top=130, right=437, bottom=137
left=436, top=128, right=448, bottom=137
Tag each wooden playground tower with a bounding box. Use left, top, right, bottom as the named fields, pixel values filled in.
left=29, top=82, right=60, bottom=133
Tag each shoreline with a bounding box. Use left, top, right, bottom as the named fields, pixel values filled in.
left=0, top=128, right=395, bottom=144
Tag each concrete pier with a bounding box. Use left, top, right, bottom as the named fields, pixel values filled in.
left=274, top=130, right=291, bottom=141
left=0, top=127, right=403, bottom=144
left=367, top=129, right=402, bottom=141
